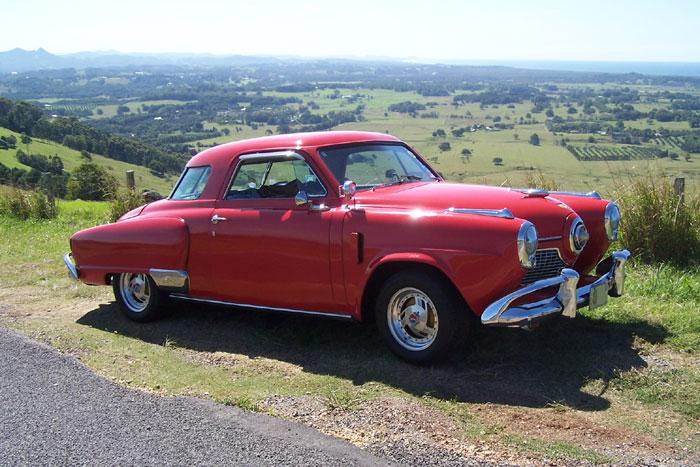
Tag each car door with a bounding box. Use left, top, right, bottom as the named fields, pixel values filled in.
left=208, top=151, right=337, bottom=312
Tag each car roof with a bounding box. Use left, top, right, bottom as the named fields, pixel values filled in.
left=187, top=131, right=401, bottom=167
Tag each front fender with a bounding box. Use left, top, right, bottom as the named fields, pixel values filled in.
left=343, top=208, right=527, bottom=319
left=70, top=217, right=189, bottom=285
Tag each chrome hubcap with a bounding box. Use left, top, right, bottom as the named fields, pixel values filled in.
left=119, top=273, right=151, bottom=313
left=387, top=287, right=439, bottom=351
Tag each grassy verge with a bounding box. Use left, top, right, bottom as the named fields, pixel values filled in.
left=0, top=200, right=698, bottom=464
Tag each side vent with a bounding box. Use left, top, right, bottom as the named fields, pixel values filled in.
left=351, top=232, right=364, bottom=264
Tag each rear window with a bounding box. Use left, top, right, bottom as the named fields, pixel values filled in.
left=171, top=166, right=211, bottom=200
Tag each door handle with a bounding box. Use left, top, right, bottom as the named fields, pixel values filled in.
left=211, top=214, right=227, bottom=224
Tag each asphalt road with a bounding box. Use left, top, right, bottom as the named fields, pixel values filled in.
left=0, top=327, right=390, bottom=466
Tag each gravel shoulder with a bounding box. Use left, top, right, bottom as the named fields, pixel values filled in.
left=0, top=326, right=390, bottom=466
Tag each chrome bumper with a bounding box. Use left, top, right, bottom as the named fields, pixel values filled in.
left=63, top=253, right=79, bottom=280
left=481, top=250, right=631, bottom=327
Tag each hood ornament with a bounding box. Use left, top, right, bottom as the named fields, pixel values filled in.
left=512, top=188, right=549, bottom=198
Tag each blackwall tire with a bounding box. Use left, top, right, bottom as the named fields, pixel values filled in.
left=375, top=269, right=469, bottom=365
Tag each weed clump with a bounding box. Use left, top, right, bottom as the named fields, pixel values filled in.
left=0, top=188, right=57, bottom=219
left=617, top=175, right=700, bottom=266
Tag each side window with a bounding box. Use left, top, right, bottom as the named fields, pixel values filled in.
left=226, top=158, right=326, bottom=200
left=171, top=166, right=211, bottom=200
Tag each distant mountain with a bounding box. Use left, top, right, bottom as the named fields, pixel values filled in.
left=0, top=48, right=66, bottom=72
left=0, top=48, right=280, bottom=72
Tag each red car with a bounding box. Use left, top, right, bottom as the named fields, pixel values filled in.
left=64, top=131, right=630, bottom=364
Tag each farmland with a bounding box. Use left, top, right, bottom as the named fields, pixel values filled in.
left=3, top=62, right=699, bottom=195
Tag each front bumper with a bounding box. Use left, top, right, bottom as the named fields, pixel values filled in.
left=481, top=250, right=631, bottom=327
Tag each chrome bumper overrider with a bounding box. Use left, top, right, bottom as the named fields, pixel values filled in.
left=481, top=250, right=631, bottom=327
left=63, top=253, right=79, bottom=281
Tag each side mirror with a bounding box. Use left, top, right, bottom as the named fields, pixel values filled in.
left=294, top=190, right=310, bottom=207
left=340, top=180, right=356, bottom=201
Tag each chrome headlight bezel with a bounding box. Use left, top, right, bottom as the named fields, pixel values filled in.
left=604, top=202, right=620, bottom=242
left=569, top=217, right=589, bottom=254
left=517, top=221, right=538, bottom=268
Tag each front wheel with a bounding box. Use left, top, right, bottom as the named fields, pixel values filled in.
left=375, top=269, right=469, bottom=365
left=112, top=273, right=164, bottom=322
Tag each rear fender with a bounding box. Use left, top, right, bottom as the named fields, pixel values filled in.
left=70, top=217, right=189, bottom=285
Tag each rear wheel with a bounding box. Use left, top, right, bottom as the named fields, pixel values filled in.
left=112, top=273, right=164, bottom=322
left=375, top=269, right=469, bottom=365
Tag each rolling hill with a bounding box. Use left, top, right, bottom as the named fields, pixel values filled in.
left=0, top=126, right=176, bottom=194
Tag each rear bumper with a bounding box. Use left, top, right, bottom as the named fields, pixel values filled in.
left=481, top=250, right=631, bottom=327
left=63, top=253, right=79, bottom=281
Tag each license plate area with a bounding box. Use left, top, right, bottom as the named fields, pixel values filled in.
left=589, top=282, right=609, bottom=310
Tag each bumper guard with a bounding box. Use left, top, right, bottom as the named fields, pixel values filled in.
left=63, top=253, right=79, bottom=281
left=481, top=250, right=631, bottom=327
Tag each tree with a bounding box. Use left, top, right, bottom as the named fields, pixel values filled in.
left=20, top=134, right=31, bottom=145
left=438, top=142, right=451, bottom=151
left=529, top=133, right=540, bottom=146
left=432, top=128, right=446, bottom=138
left=492, top=157, right=503, bottom=166
left=513, top=133, right=519, bottom=140
left=67, top=163, right=118, bottom=201
left=545, top=108, right=555, bottom=118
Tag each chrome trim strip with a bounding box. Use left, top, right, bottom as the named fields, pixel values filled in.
left=482, top=249, right=631, bottom=327
left=169, top=294, right=354, bottom=320
left=550, top=190, right=602, bottom=199
left=149, top=269, right=188, bottom=290
left=539, top=235, right=563, bottom=242
left=446, top=207, right=514, bottom=219
left=63, top=253, right=79, bottom=281
left=238, top=150, right=303, bottom=162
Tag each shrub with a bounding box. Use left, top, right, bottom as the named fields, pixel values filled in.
left=67, top=163, right=118, bottom=201
left=0, top=188, right=57, bottom=220
left=109, top=189, right=145, bottom=222
left=617, top=176, right=700, bottom=265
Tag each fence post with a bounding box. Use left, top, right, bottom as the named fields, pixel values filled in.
left=126, top=170, right=135, bottom=190
left=674, top=177, right=685, bottom=204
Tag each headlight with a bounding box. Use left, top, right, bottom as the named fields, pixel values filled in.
left=604, top=202, right=620, bottom=241
left=517, top=221, right=538, bottom=268
left=569, top=217, right=589, bottom=253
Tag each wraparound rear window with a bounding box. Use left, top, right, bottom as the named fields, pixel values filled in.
left=171, top=166, right=211, bottom=200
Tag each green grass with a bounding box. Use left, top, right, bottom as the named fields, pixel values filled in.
left=502, top=434, right=613, bottom=464
left=0, top=127, right=176, bottom=194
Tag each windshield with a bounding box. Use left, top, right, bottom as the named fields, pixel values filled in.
left=319, top=144, right=437, bottom=190
left=171, top=166, right=211, bottom=200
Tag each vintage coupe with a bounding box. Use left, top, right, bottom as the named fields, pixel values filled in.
left=64, top=131, right=630, bottom=364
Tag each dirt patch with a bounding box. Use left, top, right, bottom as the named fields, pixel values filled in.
left=262, top=394, right=524, bottom=465
left=482, top=404, right=677, bottom=462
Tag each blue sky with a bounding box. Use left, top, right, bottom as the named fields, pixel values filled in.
left=3, top=0, right=699, bottom=62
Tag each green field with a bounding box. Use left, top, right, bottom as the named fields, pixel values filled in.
left=190, top=87, right=700, bottom=196
left=0, top=127, right=175, bottom=194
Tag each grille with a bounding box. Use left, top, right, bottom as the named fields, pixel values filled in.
left=521, top=249, right=567, bottom=285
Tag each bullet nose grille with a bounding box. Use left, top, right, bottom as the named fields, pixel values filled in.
left=521, top=249, right=567, bottom=285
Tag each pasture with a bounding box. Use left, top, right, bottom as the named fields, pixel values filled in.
left=192, top=86, right=700, bottom=196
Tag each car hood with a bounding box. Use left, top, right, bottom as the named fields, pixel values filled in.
left=353, top=181, right=576, bottom=237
